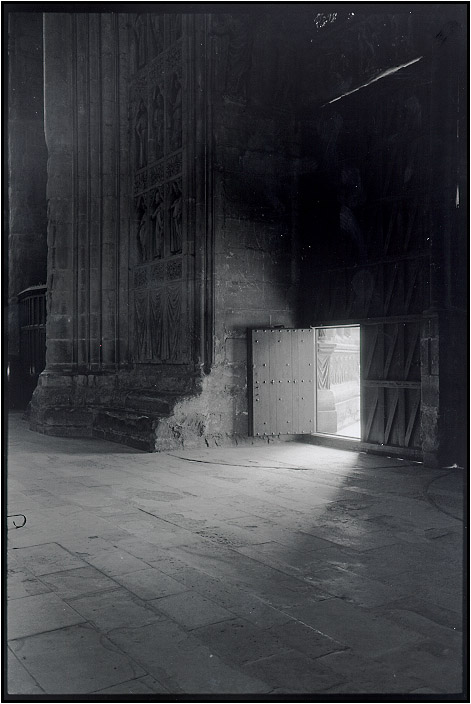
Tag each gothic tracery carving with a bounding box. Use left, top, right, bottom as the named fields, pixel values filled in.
left=149, top=287, right=164, bottom=360
left=135, top=195, right=148, bottom=262
left=167, top=72, right=182, bottom=152
left=132, top=14, right=148, bottom=72
left=166, top=154, right=182, bottom=179
left=169, top=180, right=182, bottom=254
left=150, top=187, right=164, bottom=258
left=150, top=83, right=164, bottom=161
left=134, top=267, right=148, bottom=288
left=167, top=259, right=182, bottom=280
left=168, top=14, right=182, bottom=45
left=166, top=283, right=182, bottom=360
left=149, top=163, right=165, bottom=185
left=151, top=261, right=165, bottom=281
left=134, top=290, right=149, bottom=360
left=129, top=12, right=187, bottom=364
left=150, top=14, right=164, bottom=57
left=134, top=99, right=148, bottom=169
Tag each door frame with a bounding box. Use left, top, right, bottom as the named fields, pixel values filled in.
left=312, top=323, right=361, bottom=440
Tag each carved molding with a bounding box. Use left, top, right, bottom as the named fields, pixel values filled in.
left=167, top=258, right=183, bottom=280
left=149, top=186, right=164, bottom=258
left=128, top=13, right=211, bottom=367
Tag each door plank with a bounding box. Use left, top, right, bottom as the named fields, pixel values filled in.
left=405, top=392, right=420, bottom=447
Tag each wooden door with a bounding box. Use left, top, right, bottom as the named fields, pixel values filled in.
left=361, top=321, right=421, bottom=452
left=249, top=328, right=315, bottom=436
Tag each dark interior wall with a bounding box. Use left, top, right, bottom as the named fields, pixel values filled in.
left=8, top=12, right=47, bottom=403
left=295, top=6, right=467, bottom=463
left=298, top=9, right=433, bottom=322
left=427, top=8, right=468, bottom=465
left=298, top=6, right=466, bottom=321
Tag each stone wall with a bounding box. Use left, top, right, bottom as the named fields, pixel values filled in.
left=148, top=11, right=303, bottom=447
left=181, top=12, right=301, bottom=443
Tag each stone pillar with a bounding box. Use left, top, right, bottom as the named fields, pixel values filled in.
left=421, top=6, right=466, bottom=467
left=42, top=13, right=76, bottom=372
left=30, top=11, right=210, bottom=443
left=8, top=12, right=47, bottom=406
left=30, top=12, right=124, bottom=435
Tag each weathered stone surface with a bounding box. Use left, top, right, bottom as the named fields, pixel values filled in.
left=7, top=414, right=464, bottom=694
left=9, top=624, right=146, bottom=694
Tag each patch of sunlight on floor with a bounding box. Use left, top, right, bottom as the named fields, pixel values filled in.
left=337, top=420, right=360, bottom=438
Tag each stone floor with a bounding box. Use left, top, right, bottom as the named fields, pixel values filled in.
left=6, top=412, right=466, bottom=697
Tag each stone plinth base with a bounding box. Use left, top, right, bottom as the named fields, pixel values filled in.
left=28, top=362, right=251, bottom=452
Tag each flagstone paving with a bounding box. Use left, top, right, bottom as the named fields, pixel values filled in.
left=6, top=412, right=465, bottom=696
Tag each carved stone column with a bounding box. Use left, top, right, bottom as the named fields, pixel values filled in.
left=30, top=12, right=124, bottom=435
left=30, top=11, right=213, bottom=443
left=8, top=13, right=47, bottom=407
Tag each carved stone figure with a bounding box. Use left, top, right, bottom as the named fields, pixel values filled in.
left=135, top=99, right=148, bottom=169
left=136, top=195, right=148, bottom=261
left=167, top=73, right=182, bottom=152
left=150, top=188, right=164, bottom=258
left=169, top=180, right=182, bottom=254
left=151, top=84, right=164, bottom=161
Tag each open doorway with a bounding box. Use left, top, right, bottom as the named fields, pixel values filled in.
left=315, top=326, right=360, bottom=439
left=250, top=326, right=361, bottom=440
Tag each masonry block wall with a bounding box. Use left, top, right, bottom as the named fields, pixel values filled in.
left=201, top=11, right=301, bottom=440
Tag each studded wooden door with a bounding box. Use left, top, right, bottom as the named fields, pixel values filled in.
left=250, top=328, right=315, bottom=436
left=361, top=321, right=421, bottom=451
